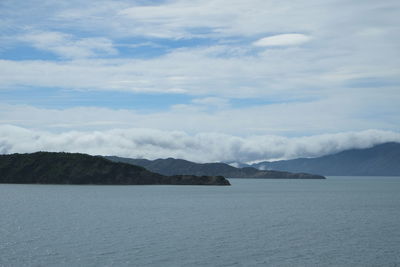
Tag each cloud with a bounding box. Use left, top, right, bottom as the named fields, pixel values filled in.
left=1, top=1, right=399, bottom=100
left=1, top=125, right=399, bottom=163
left=253, top=34, right=311, bottom=47
left=1, top=0, right=399, bottom=140
left=55, top=0, right=329, bottom=39
left=1, top=39, right=398, bottom=99
left=19, top=31, right=117, bottom=59
left=1, top=96, right=399, bottom=138
left=190, top=97, right=230, bottom=109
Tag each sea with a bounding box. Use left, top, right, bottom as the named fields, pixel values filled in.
left=1, top=177, right=400, bottom=267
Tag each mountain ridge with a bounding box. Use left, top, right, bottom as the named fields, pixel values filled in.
left=252, top=142, right=400, bottom=176
left=105, top=156, right=326, bottom=179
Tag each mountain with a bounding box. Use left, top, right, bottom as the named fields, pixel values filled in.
left=252, top=142, right=400, bottom=176
left=105, top=156, right=326, bottom=179
left=0, top=152, right=230, bottom=185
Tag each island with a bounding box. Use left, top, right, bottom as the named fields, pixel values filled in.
left=105, top=156, right=326, bottom=179
left=0, top=152, right=231, bottom=186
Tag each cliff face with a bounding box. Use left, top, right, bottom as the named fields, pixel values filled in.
left=0, top=152, right=230, bottom=186
left=105, top=156, right=326, bottom=179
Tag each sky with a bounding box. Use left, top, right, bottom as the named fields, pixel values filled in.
left=0, top=0, right=400, bottom=162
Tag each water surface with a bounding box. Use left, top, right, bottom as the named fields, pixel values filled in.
left=1, top=177, right=400, bottom=266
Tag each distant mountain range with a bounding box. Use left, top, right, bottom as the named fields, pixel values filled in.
left=0, top=152, right=230, bottom=185
left=252, top=142, right=400, bottom=176
left=105, top=156, right=326, bottom=179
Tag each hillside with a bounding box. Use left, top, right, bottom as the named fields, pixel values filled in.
left=105, top=156, right=326, bottom=179
left=0, top=152, right=230, bottom=185
left=253, top=142, right=400, bottom=176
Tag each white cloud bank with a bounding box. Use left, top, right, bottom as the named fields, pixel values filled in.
left=1, top=125, right=399, bottom=163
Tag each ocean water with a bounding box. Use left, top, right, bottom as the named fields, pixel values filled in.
left=1, top=177, right=400, bottom=267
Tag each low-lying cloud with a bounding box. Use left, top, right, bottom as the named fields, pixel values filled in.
left=1, top=125, right=399, bottom=163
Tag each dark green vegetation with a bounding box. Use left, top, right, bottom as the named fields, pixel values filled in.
left=253, top=142, right=400, bottom=176
left=105, top=156, right=325, bottom=179
left=0, top=152, right=230, bottom=185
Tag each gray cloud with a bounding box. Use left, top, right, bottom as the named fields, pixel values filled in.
left=1, top=125, right=399, bottom=163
